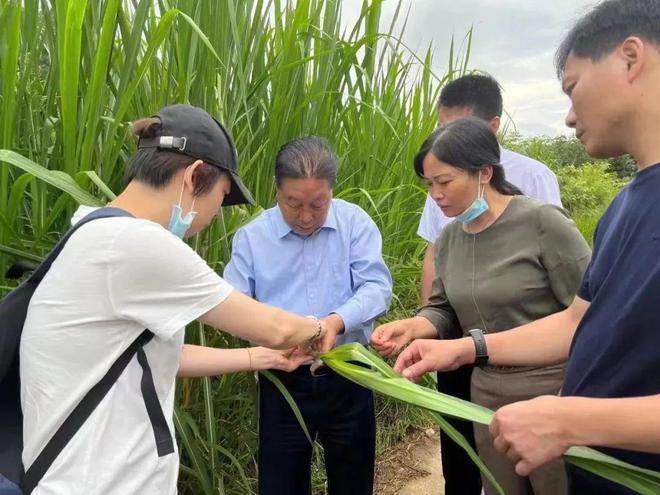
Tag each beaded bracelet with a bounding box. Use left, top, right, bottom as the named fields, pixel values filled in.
left=305, top=315, right=324, bottom=342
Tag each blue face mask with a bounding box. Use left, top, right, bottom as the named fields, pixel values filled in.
left=455, top=183, right=488, bottom=225
left=168, top=183, right=197, bottom=239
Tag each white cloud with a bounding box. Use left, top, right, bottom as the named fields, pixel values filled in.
left=341, top=0, right=598, bottom=136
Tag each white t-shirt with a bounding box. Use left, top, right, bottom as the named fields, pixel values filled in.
left=417, top=147, right=562, bottom=243
left=20, top=208, right=232, bottom=495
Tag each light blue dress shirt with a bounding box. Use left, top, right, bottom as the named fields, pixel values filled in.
left=224, top=199, right=393, bottom=345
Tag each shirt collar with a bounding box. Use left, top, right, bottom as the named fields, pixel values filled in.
left=272, top=200, right=338, bottom=239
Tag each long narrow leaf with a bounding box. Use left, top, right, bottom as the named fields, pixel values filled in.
left=0, top=150, right=100, bottom=206
left=173, top=409, right=213, bottom=494
left=76, top=171, right=116, bottom=201
left=260, top=370, right=314, bottom=446
left=430, top=411, right=505, bottom=494
left=0, top=243, right=42, bottom=263
left=60, top=0, right=89, bottom=174
left=78, top=0, right=121, bottom=170
left=321, top=343, right=660, bottom=495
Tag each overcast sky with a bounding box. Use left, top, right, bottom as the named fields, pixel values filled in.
left=341, top=0, right=598, bottom=137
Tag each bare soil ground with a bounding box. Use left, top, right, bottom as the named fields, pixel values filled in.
left=374, top=428, right=444, bottom=495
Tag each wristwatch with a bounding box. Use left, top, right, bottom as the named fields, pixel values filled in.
left=468, top=329, right=489, bottom=367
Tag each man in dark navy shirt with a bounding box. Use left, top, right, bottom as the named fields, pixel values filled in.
left=392, top=1, right=660, bottom=493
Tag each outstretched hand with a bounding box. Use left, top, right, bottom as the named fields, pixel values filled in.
left=370, top=320, right=414, bottom=357
left=312, top=314, right=345, bottom=354
left=253, top=347, right=313, bottom=372
left=394, top=338, right=474, bottom=382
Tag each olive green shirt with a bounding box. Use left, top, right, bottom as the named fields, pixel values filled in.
left=418, top=196, right=591, bottom=339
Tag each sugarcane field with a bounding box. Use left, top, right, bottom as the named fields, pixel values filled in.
left=1, top=1, right=660, bottom=494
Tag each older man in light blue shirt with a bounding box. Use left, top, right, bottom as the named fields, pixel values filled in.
left=224, top=136, right=392, bottom=495
left=225, top=199, right=391, bottom=345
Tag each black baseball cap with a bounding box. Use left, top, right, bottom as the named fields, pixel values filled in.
left=138, top=104, right=255, bottom=206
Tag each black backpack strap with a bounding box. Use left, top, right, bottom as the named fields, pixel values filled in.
left=0, top=208, right=135, bottom=384
left=28, top=207, right=134, bottom=285
left=22, top=329, right=174, bottom=493
left=136, top=347, right=175, bottom=457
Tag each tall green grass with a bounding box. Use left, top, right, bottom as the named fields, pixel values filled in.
left=0, top=1, right=467, bottom=492
left=504, top=135, right=627, bottom=246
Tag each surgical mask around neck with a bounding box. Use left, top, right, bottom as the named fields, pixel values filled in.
left=168, top=182, right=197, bottom=239
left=455, top=182, right=488, bottom=225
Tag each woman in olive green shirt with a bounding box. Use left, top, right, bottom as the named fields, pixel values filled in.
left=371, top=117, right=591, bottom=495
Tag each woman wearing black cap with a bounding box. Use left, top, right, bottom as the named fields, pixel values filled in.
left=18, top=104, right=325, bottom=494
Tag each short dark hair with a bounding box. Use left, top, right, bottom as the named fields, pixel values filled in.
left=555, top=0, right=660, bottom=78
left=274, top=136, right=338, bottom=188
left=437, top=74, right=503, bottom=120
left=125, top=117, right=226, bottom=195
left=413, top=117, right=522, bottom=196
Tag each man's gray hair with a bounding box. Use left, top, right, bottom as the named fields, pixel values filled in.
left=275, top=136, right=338, bottom=188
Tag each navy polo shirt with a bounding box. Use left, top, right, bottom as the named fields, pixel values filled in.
left=562, top=164, right=660, bottom=494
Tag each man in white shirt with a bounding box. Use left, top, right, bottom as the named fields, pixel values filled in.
left=418, top=74, right=562, bottom=495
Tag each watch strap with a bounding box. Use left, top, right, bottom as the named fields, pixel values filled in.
left=468, top=328, right=489, bottom=367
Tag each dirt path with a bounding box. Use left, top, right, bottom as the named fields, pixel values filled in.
left=375, top=428, right=444, bottom=495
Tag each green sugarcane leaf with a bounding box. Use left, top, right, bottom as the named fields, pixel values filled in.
left=176, top=11, right=222, bottom=65
left=7, top=173, right=35, bottom=225
left=0, top=150, right=101, bottom=206
left=260, top=370, right=314, bottom=446
left=0, top=243, right=42, bottom=263
left=78, top=0, right=122, bottom=170
left=430, top=411, right=505, bottom=494
left=59, top=0, right=89, bottom=174
left=211, top=443, right=252, bottom=493
left=174, top=408, right=213, bottom=494
left=76, top=171, right=117, bottom=201
left=321, top=343, right=660, bottom=495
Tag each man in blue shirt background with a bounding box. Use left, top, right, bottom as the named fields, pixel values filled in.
left=224, top=136, right=392, bottom=494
